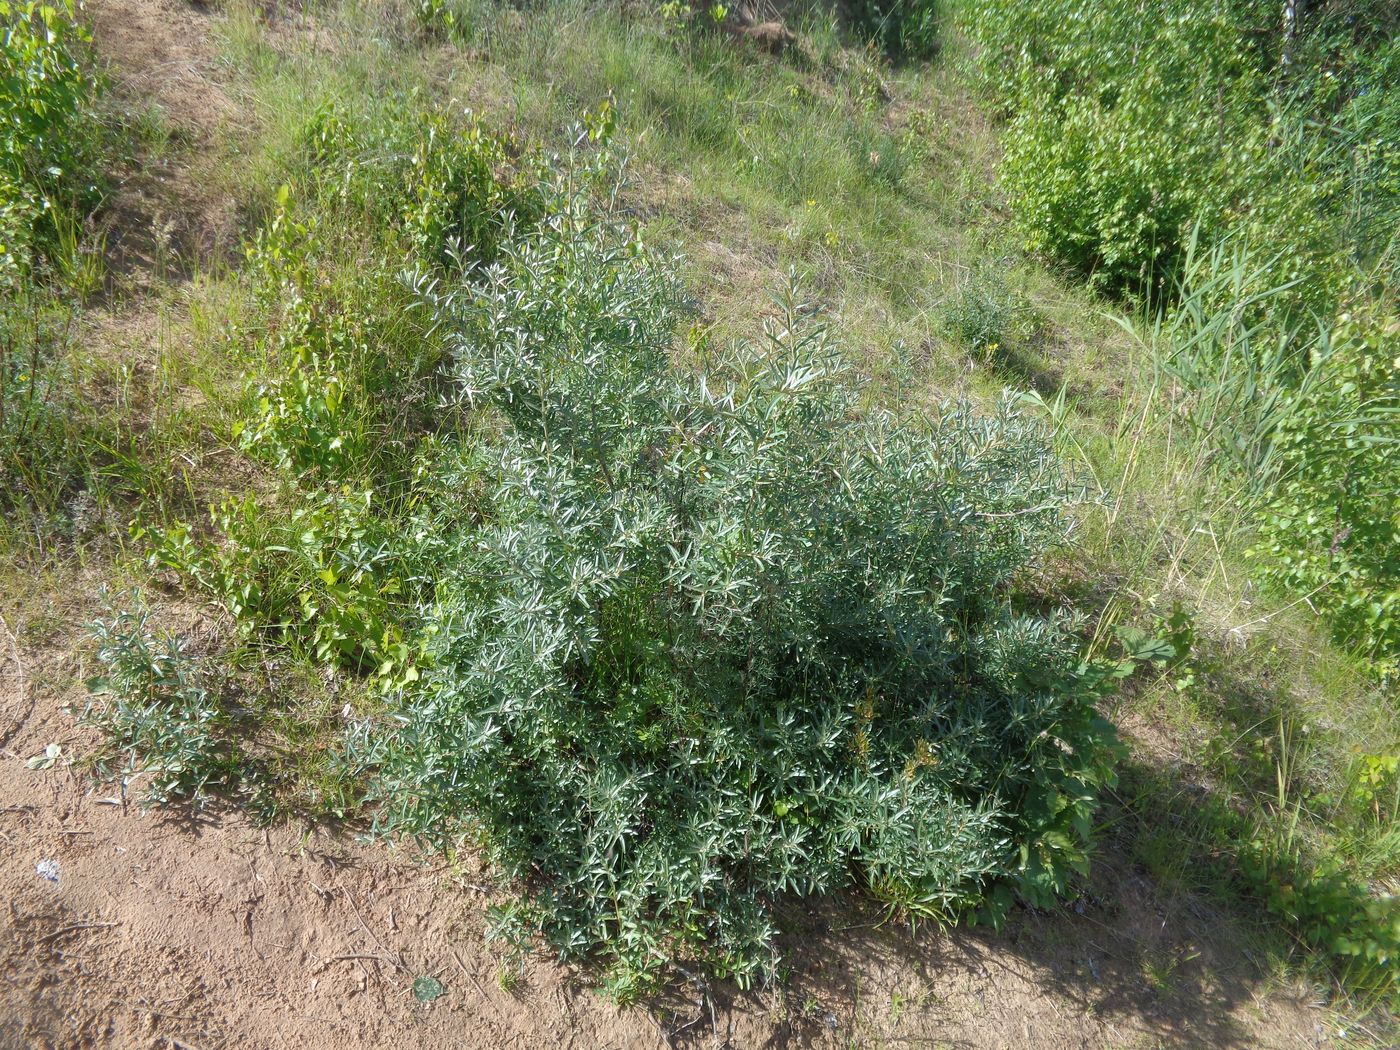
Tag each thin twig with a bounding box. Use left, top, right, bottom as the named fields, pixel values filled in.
left=454, top=949, right=503, bottom=1019
left=647, top=1009, right=677, bottom=1049
left=332, top=874, right=410, bottom=974
left=143, top=1010, right=201, bottom=1023
left=37, top=921, right=121, bottom=946
left=312, top=952, right=397, bottom=974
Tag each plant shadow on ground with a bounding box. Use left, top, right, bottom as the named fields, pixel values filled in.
left=981, top=332, right=1082, bottom=404
left=649, top=775, right=1302, bottom=1048
left=61, top=574, right=1327, bottom=1047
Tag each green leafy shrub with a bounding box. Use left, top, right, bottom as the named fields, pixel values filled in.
left=958, top=0, right=1400, bottom=677
left=957, top=0, right=1393, bottom=298
left=352, top=172, right=1119, bottom=996
left=0, top=169, right=32, bottom=288
left=142, top=105, right=538, bottom=684
left=414, top=0, right=457, bottom=37
left=997, top=90, right=1230, bottom=297
left=146, top=215, right=426, bottom=685
left=145, top=489, right=425, bottom=686
left=1, top=0, right=108, bottom=528
left=299, top=102, right=540, bottom=270
left=411, top=0, right=496, bottom=43
left=237, top=189, right=426, bottom=483
left=1254, top=306, right=1400, bottom=669
left=1, top=0, right=103, bottom=282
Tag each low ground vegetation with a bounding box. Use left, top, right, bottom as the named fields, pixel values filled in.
left=4, top=0, right=1397, bottom=1033
left=953, top=0, right=1399, bottom=1001
left=131, top=102, right=1132, bottom=994
left=957, top=0, right=1400, bottom=661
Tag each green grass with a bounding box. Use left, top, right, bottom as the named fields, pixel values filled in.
left=197, top=0, right=1125, bottom=408
left=3, top=0, right=1394, bottom=1028
left=385, top=1, right=1104, bottom=378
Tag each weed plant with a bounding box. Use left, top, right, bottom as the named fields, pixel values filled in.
left=144, top=95, right=537, bottom=685
left=83, top=602, right=236, bottom=806
left=118, top=104, right=1125, bottom=994
left=1, top=0, right=109, bottom=536
left=942, top=261, right=1042, bottom=359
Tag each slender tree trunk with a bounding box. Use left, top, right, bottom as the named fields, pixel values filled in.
left=1281, top=0, right=1306, bottom=68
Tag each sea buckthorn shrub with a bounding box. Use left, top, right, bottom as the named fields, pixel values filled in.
left=357, top=168, right=1118, bottom=997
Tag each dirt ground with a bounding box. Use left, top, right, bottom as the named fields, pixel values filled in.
left=0, top=1, right=1347, bottom=1047
left=0, top=597, right=1336, bottom=1049
left=0, top=590, right=1337, bottom=1048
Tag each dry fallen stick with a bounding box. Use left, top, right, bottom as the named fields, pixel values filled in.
left=37, top=921, right=121, bottom=946
left=452, top=948, right=503, bottom=1019
left=332, top=874, right=411, bottom=975
left=311, top=952, right=397, bottom=974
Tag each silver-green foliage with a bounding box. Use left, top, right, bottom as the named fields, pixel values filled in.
left=83, top=604, right=232, bottom=807
left=360, top=174, right=1118, bottom=995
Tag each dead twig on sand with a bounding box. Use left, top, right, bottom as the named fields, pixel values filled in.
left=312, top=952, right=399, bottom=973
left=331, top=873, right=411, bottom=975
left=453, top=948, right=505, bottom=1020
left=37, top=920, right=121, bottom=946
left=0, top=610, right=32, bottom=749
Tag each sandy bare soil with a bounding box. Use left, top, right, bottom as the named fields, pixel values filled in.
left=0, top=2, right=1343, bottom=1046
left=0, top=601, right=1334, bottom=1048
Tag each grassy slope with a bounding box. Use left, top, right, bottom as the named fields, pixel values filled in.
left=329, top=11, right=1394, bottom=1013
left=4, top=0, right=1394, bottom=1034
